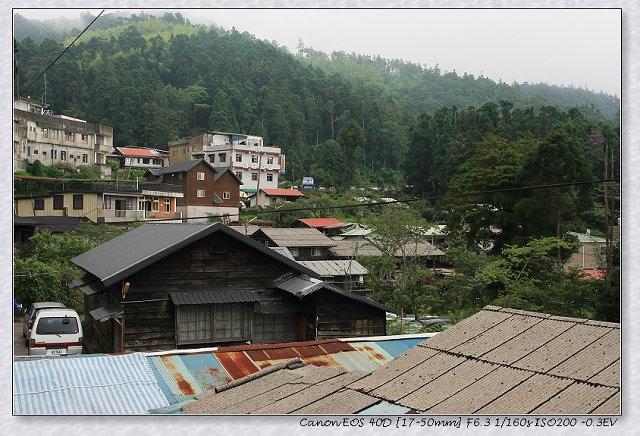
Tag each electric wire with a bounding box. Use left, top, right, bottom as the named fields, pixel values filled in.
left=15, top=10, right=104, bottom=101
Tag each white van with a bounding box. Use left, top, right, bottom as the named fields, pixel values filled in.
left=28, top=308, right=83, bottom=356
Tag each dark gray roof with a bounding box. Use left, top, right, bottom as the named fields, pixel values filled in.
left=297, top=260, right=368, bottom=277
left=170, top=290, right=262, bottom=305
left=274, top=274, right=398, bottom=314
left=14, top=215, right=92, bottom=233
left=70, top=223, right=320, bottom=288
left=89, top=303, right=122, bottom=322
left=157, top=159, right=217, bottom=175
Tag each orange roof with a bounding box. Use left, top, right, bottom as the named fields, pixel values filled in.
left=261, top=188, right=305, bottom=197
left=117, top=147, right=158, bottom=158
left=565, top=269, right=606, bottom=280
left=298, top=218, right=343, bottom=228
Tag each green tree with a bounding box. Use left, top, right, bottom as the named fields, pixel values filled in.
left=338, top=119, right=366, bottom=187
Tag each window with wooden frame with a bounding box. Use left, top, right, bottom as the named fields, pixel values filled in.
left=72, top=194, right=83, bottom=210
left=52, top=195, right=64, bottom=210
left=197, top=189, right=205, bottom=197
left=223, top=192, right=231, bottom=200
left=353, top=318, right=384, bottom=336
left=34, top=199, right=44, bottom=210
left=164, top=198, right=171, bottom=212
left=152, top=197, right=159, bottom=211
left=176, top=303, right=252, bottom=344
left=311, top=247, right=322, bottom=257
left=197, top=172, right=205, bottom=180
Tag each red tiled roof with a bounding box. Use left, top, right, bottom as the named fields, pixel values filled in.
left=261, top=188, right=305, bottom=197
left=298, top=218, right=343, bottom=228
left=117, top=147, right=157, bottom=157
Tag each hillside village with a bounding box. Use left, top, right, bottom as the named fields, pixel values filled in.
left=12, top=11, right=621, bottom=417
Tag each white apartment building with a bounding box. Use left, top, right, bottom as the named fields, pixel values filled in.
left=168, top=131, right=282, bottom=190
left=13, top=97, right=114, bottom=174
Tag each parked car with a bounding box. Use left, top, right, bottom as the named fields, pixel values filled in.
left=28, top=308, right=83, bottom=356
left=23, top=302, right=66, bottom=345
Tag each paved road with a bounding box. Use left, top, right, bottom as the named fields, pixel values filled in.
left=14, top=319, right=28, bottom=357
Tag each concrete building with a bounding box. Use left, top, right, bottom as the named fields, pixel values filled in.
left=168, top=131, right=282, bottom=191
left=13, top=97, right=113, bottom=174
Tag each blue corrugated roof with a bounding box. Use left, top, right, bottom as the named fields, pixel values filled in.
left=13, top=353, right=168, bottom=414
left=357, top=400, right=411, bottom=415
left=372, top=337, right=428, bottom=358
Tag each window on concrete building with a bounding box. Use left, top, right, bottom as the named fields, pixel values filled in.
left=53, top=195, right=64, bottom=210
left=218, top=153, right=226, bottom=163
left=251, top=155, right=259, bottom=164
left=267, top=156, right=274, bottom=164
left=267, top=173, right=273, bottom=182
left=251, top=173, right=258, bottom=181
left=61, top=151, right=66, bottom=160
left=64, top=132, right=75, bottom=142
left=41, top=128, right=48, bottom=138
left=82, top=154, right=88, bottom=163
left=82, top=134, right=89, bottom=143
left=209, top=154, right=215, bottom=163
left=52, top=129, right=59, bottom=139
left=235, top=171, right=242, bottom=180
left=73, top=194, right=83, bottom=210
left=33, top=149, right=38, bottom=155
left=235, top=153, right=242, bottom=162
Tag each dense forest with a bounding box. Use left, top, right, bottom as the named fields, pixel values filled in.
left=14, top=11, right=619, bottom=189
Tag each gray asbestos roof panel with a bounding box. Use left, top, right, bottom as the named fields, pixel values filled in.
left=531, top=382, right=619, bottom=415
left=372, top=352, right=468, bottom=403
left=421, top=309, right=513, bottom=352
left=548, top=328, right=620, bottom=381
left=476, top=373, right=573, bottom=414
left=590, top=391, right=620, bottom=414
left=512, top=323, right=613, bottom=373
left=588, top=360, right=620, bottom=388
left=481, top=318, right=575, bottom=365
left=255, top=370, right=368, bottom=414
left=258, top=228, right=337, bottom=247
left=424, top=365, right=533, bottom=414
left=294, top=388, right=380, bottom=415
left=348, top=346, right=439, bottom=393
left=450, top=313, right=544, bottom=358
left=297, top=260, right=368, bottom=277
left=395, top=359, right=496, bottom=412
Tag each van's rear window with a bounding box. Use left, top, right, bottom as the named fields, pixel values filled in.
left=35, top=317, right=79, bottom=335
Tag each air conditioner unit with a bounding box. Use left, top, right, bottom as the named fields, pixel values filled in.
left=268, top=164, right=273, bottom=170
left=243, top=162, right=248, bottom=168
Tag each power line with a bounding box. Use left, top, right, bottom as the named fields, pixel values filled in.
left=15, top=10, right=104, bottom=101
left=106, top=178, right=620, bottom=224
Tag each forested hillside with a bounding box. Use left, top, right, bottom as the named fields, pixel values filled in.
left=14, top=11, right=619, bottom=190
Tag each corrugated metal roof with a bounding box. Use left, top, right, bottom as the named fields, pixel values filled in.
left=169, top=290, right=261, bottom=305
left=13, top=353, right=168, bottom=414
left=261, top=188, right=305, bottom=197
left=274, top=274, right=398, bottom=314
left=256, top=227, right=337, bottom=247
left=297, top=259, right=368, bottom=277
left=71, top=222, right=320, bottom=287
left=298, top=218, right=343, bottom=228
left=89, top=303, right=122, bottom=322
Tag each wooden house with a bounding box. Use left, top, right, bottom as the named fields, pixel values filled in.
left=147, top=159, right=242, bottom=223
left=70, top=223, right=395, bottom=353
left=251, top=227, right=337, bottom=261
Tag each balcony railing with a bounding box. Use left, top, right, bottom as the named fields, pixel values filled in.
left=14, top=178, right=183, bottom=196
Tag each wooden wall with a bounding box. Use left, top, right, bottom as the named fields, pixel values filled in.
left=108, top=231, right=293, bottom=352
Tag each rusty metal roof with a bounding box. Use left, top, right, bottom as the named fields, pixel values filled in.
left=179, top=306, right=620, bottom=415
left=145, top=335, right=429, bottom=406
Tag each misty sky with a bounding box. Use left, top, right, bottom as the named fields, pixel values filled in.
left=14, top=7, right=622, bottom=96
